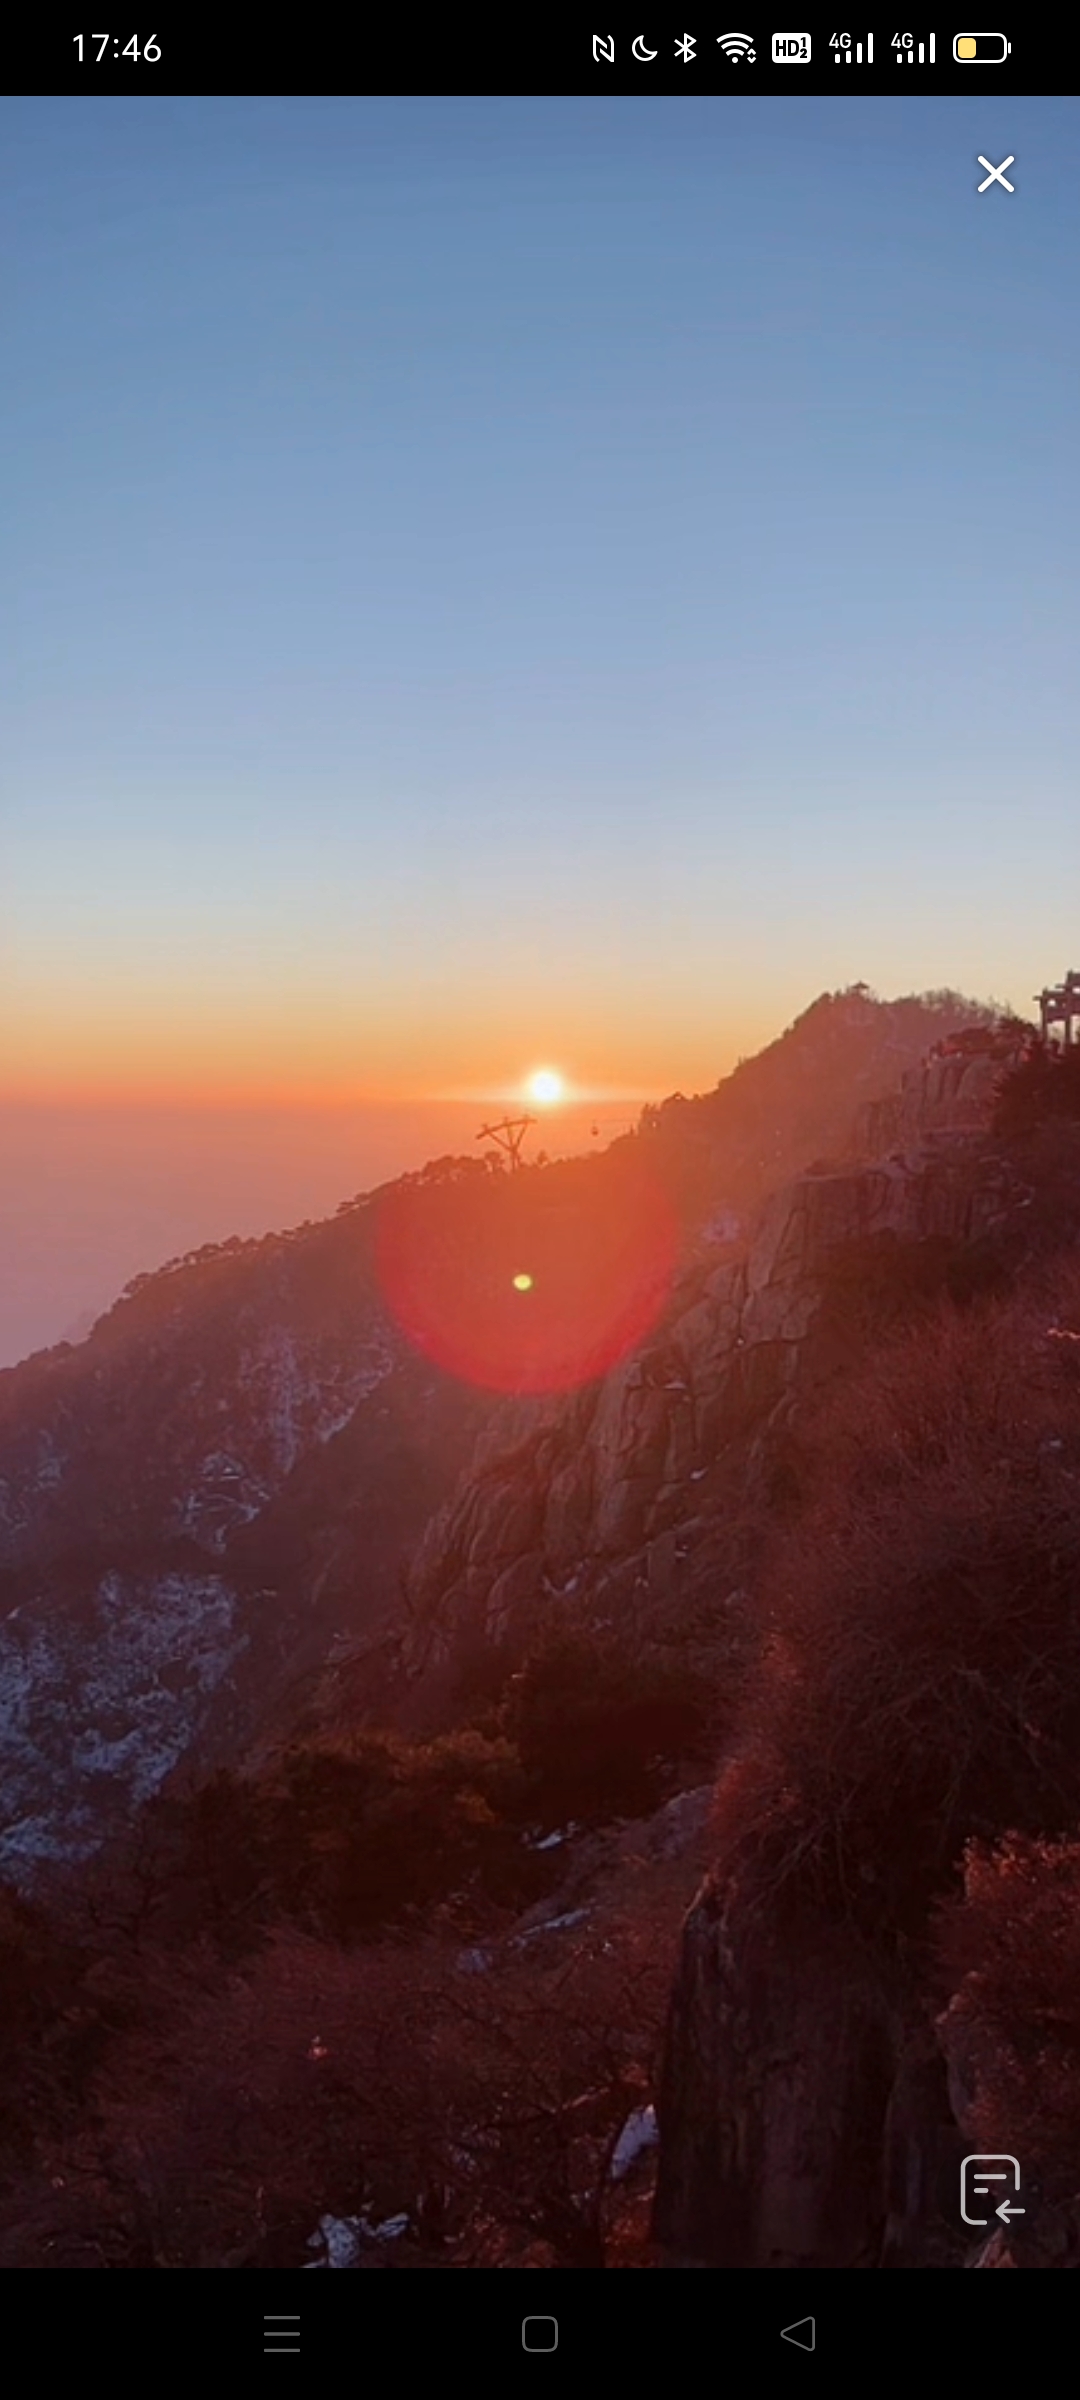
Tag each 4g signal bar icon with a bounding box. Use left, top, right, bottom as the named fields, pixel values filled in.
left=773, top=32, right=877, bottom=64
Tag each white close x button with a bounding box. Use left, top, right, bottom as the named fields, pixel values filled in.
left=977, top=153, right=1015, bottom=191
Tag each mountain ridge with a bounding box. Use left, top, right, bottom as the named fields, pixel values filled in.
left=0, top=987, right=1000, bottom=1888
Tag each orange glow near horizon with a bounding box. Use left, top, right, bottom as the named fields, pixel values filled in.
left=0, top=1054, right=703, bottom=1115
left=0, top=1031, right=663, bottom=1114
left=3, top=956, right=780, bottom=1113
left=0, top=1071, right=670, bottom=1115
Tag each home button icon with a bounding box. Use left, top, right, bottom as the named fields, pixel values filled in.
left=522, top=2317, right=559, bottom=2352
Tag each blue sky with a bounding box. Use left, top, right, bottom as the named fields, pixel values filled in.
left=1, top=92, right=1078, bottom=1356
left=4, top=93, right=1078, bottom=1104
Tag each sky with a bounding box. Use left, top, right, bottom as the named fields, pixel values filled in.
left=2, top=93, right=1078, bottom=1361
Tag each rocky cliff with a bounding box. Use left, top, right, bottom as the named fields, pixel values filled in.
left=852, top=1043, right=1011, bottom=1158
left=645, top=1048, right=1080, bottom=2275
left=651, top=1869, right=901, bottom=2266
left=401, top=1134, right=1025, bottom=1709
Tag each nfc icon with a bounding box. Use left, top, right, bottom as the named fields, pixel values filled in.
left=771, top=31, right=812, bottom=60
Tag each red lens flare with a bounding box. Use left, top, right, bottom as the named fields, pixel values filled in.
left=375, top=1164, right=679, bottom=1394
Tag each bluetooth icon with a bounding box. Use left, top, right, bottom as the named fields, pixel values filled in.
left=675, top=32, right=697, bottom=59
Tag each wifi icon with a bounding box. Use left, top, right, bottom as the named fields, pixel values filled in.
left=717, top=30, right=756, bottom=59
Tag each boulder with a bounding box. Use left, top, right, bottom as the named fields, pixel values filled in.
left=652, top=1869, right=896, bottom=2267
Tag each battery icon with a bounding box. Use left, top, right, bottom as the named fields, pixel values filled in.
left=953, top=32, right=1011, bottom=59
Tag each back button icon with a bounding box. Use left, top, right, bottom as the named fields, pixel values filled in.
left=781, top=2317, right=816, bottom=2351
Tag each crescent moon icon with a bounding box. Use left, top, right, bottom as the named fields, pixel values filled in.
left=632, top=36, right=658, bottom=59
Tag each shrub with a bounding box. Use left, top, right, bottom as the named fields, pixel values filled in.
left=994, top=1043, right=1080, bottom=1138
left=0, top=1897, right=677, bottom=2270
left=935, top=1833, right=1080, bottom=2203
left=709, top=1283, right=1080, bottom=1933
left=502, top=1632, right=713, bottom=1826
left=253, top=1728, right=533, bottom=1937
left=0, top=1884, right=84, bottom=2157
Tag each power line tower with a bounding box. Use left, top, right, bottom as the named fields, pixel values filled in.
left=476, top=1114, right=535, bottom=1170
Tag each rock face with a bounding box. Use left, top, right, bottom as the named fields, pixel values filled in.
left=852, top=1044, right=1012, bottom=1157
left=403, top=1137, right=1025, bottom=1701
left=651, top=1855, right=976, bottom=2269
left=651, top=1871, right=898, bottom=2266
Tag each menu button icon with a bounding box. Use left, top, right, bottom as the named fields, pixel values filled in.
left=264, top=2316, right=300, bottom=2356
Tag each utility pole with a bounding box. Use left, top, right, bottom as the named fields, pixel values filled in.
left=476, top=1115, right=536, bottom=1170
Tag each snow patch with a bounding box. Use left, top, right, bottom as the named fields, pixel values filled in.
left=238, top=1326, right=395, bottom=1479
left=304, top=2209, right=410, bottom=2267
left=610, top=2104, right=658, bottom=2181
left=456, top=1946, right=492, bottom=1975
left=524, top=1822, right=580, bottom=1852
left=306, top=2214, right=362, bottom=2268
left=514, top=1906, right=590, bottom=1945
left=0, top=1568, right=247, bottom=1887
left=34, top=1434, right=65, bottom=1491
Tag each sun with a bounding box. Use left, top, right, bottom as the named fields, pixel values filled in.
left=527, top=1068, right=564, bottom=1106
